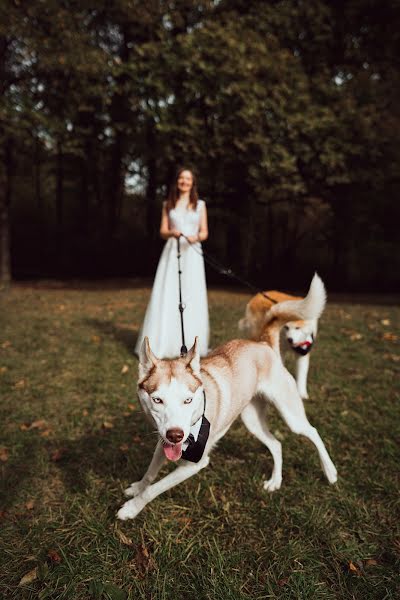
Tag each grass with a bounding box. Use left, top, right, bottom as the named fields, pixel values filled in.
left=0, top=281, right=399, bottom=600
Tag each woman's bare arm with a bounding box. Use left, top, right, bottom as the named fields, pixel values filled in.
left=198, top=202, right=208, bottom=242
left=160, top=202, right=181, bottom=240
left=186, top=202, right=209, bottom=244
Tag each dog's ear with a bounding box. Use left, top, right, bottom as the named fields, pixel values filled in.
left=185, top=337, right=201, bottom=376
left=138, top=337, right=158, bottom=380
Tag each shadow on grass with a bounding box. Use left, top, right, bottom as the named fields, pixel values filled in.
left=49, top=417, right=251, bottom=497
left=0, top=437, right=44, bottom=509
left=84, top=318, right=139, bottom=355
left=49, top=413, right=155, bottom=494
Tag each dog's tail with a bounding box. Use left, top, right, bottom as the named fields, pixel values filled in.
left=260, top=273, right=327, bottom=354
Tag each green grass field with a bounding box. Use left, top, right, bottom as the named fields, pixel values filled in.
left=0, top=282, right=399, bottom=600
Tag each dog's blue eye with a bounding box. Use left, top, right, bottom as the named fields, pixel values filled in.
left=184, top=397, right=193, bottom=404
left=152, top=397, right=163, bottom=404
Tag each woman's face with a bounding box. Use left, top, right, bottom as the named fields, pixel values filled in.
left=177, top=170, right=193, bottom=194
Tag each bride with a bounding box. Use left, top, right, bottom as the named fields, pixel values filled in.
left=135, top=168, right=210, bottom=358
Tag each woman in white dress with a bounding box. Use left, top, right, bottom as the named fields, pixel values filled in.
left=135, top=168, right=209, bottom=358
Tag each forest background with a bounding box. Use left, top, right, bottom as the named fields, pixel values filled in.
left=1, top=0, right=399, bottom=291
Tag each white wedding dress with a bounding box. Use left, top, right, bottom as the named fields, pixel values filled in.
left=135, top=200, right=209, bottom=359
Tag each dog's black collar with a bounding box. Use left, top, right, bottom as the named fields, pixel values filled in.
left=181, top=391, right=210, bottom=464
left=292, top=333, right=315, bottom=356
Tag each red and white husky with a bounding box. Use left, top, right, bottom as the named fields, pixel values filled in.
left=238, top=283, right=324, bottom=399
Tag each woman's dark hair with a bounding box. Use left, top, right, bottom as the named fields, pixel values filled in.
left=166, top=167, right=198, bottom=212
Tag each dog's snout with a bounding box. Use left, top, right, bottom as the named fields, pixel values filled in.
left=166, top=428, right=184, bottom=444
left=287, top=337, right=293, bottom=344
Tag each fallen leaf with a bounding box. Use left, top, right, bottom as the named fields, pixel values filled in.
left=20, top=423, right=30, bottom=431
left=121, top=365, right=129, bottom=374
left=0, top=510, right=8, bottom=520
left=25, top=500, right=35, bottom=510
left=127, top=404, right=136, bottom=411
left=18, top=567, right=38, bottom=586
left=119, top=444, right=129, bottom=452
left=347, top=560, right=362, bottom=576
left=29, top=419, right=47, bottom=430
left=1, top=340, right=11, bottom=349
left=116, top=528, right=133, bottom=546
left=132, top=436, right=141, bottom=443
left=383, top=332, right=398, bottom=342
left=0, top=366, right=7, bottom=374
left=47, top=549, right=62, bottom=564
left=39, top=429, right=52, bottom=438
left=82, top=409, right=89, bottom=416
left=380, top=319, right=390, bottom=326
left=365, top=558, right=378, bottom=567
left=91, top=335, right=101, bottom=344
left=102, top=421, right=114, bottom=430
left=350, top=333, right=363, bottom=341
left=278, top=577, right=289, bottom=587
left=50, top=448, right=66, bottom=462
left=134, top=543, right=156, bottom=578
left=0, top=447, right=9, bottom=462
left=14, top=379, right=26, bottom=389
left=383, top=353, right=400, bottom=362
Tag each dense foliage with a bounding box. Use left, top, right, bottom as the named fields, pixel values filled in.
left=0, top=0, right=399, bottom=289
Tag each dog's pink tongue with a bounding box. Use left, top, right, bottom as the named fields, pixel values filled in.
left=163, top=443, right=182, bottom=462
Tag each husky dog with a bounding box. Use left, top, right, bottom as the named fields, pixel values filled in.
left=117, top=275, right=337, bottom=520
left=238, top=287, right=323, bottom=399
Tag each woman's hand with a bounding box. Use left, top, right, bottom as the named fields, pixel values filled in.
left=170, top=229, right=182, bottom=239
left=186, top=235, right=199, bottom=244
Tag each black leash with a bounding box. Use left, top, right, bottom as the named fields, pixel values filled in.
left=175, top=238, right=210, bottom=464
left=183, top=235, right=278, bottom=304
left=176, top=237, right=188, bottom=356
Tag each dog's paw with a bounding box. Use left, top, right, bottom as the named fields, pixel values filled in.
left=117, top=498, right=145, bottom=521
left=124, top=481, right=145, bottom=497
left=263, top=476, right=282, bottom=492
left=325, top=464, right=338, bottom=485
left=299, top=390, right=309, bottom=400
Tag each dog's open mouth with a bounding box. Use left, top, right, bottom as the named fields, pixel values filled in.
left=293, top=340, right=311, bottom=349
left=162, top=441, right=183, bottom=462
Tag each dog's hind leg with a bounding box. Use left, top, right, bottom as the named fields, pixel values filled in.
left=263, top=368, right=337, bottom=485
left=295, top=354, right=310, bottom=399
left=118, top=455, right=210, bottom=520
left=241, top=398, right=283, bottom=492
left=124, top=440, right=166, bottom=498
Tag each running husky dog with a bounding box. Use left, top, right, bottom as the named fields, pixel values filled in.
left=238, top=287, right=322, bottom=399
left=117, top=275, right=337, bottom=520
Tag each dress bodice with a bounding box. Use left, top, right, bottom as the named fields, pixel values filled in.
left=168, top=200, right=204, bottom=237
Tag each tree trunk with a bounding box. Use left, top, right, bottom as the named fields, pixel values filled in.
left=0, top=137, right=13, bottom=288
left=80, top=145, right=89, bottom=234
left=145, top=118, right=159, bottom=260
left=34, top=135, right=43, bottom=214
left=56, top=139, right=64, bottom=230
left=107, top=133, right=124, bottom=237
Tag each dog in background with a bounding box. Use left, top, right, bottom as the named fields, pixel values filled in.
left=238, top=281, right=325, bottom=399
left=117, top=274, right=336, bottom=521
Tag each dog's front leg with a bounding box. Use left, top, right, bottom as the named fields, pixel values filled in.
left=296, top=354, right=310, bottom=399
left=117, top=455, right=210, bottom=521
left=124, top=441, right=165, bottom=498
